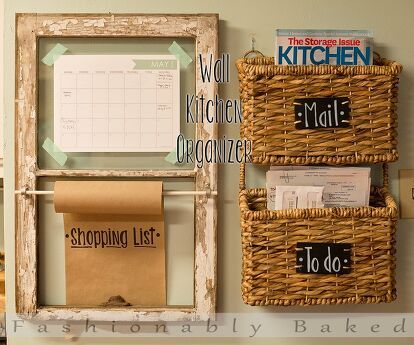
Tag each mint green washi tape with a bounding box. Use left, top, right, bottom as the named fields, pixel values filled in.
left=165, top=138, right=187, bottom=165
left=41, top=43, right=68, bottom=66
left=168, top=41, right=193, bottom=68
left=42, top=138, right=68, bottom=166
left=165, top=148, right=180, bottom=165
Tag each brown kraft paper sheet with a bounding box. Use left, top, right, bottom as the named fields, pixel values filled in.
left=54, top=181, right=166, bottom=307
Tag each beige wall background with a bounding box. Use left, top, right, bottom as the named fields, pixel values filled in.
left=3, top=0, right=414, bottom=344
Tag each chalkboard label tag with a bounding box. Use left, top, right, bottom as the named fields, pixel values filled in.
left=296, top=242, right=351, bottom=274
left=294, top=97, right=350, bottom=129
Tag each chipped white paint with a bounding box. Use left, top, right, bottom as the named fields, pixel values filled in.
left=15, top=13, right=218, bottom=322
left=182, top=22, right=198, bottom=33
left=31, top=307, right=199, bottom=322
left=133, top=17, right=168, bottom=25
left=36, top=169, right=197, bottom=178
left=42, top=19, right=78, bottom=34
left=82, top=18, right=106, bottom=28
left=18, top=47, right=23, bottom=81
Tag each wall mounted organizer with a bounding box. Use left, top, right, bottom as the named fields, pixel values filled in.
left=237, top=54, right=401, bottom=165
left=237, top=53, right=402, bottom=306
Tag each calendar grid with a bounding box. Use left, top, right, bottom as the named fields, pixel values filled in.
left=54, top=55, right=179, bottom=153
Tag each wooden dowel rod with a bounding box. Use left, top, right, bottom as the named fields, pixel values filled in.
left=14, top=189, right=217, bottom=196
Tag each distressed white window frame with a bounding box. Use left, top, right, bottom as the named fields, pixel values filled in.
left=15, top=13, right=218, bottom=322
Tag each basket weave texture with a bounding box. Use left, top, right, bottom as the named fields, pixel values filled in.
left=239, top=164, right=397, bottom=306
left=236, top=56, right=402, bottom=165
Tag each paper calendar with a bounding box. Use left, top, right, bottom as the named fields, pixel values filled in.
left=54, top=55, right=180, bottom=152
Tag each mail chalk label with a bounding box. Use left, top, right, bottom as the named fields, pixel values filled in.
left=296, top=242, right=351, bottom=274
left=294, top=97, right=350, bottom=129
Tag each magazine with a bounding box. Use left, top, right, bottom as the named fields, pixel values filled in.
left=275, top=29, right=373, bottom=66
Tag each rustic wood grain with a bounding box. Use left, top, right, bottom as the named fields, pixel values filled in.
left=36, top=169, right=197, bottom=178
left=15, top=13, right=38, bottom=317
left=15, top=13, right=218, bottom=321
left=194, top=15, right=218, bottom=319
left=35, top=306, right=195, bottom=322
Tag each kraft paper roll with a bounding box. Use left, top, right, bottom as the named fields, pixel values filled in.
left=55, top=180, right=166, bottom=307
left=54, top=181, right=162, bottom=215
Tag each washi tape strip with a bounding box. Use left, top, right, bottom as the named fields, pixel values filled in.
left=42, top=138, right=68, bottom=166
left=165, top=148, right=180, bottom=165
left=168, top=41, right=193, bottom=68
left=164, top=140, right=187, bottom=165
left=41, top=43, right=68, bottom=66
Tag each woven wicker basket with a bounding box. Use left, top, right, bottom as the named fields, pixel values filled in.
left=236, top=55, right=402, bottom=165
left=239, top=163, right=397, bottom=306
